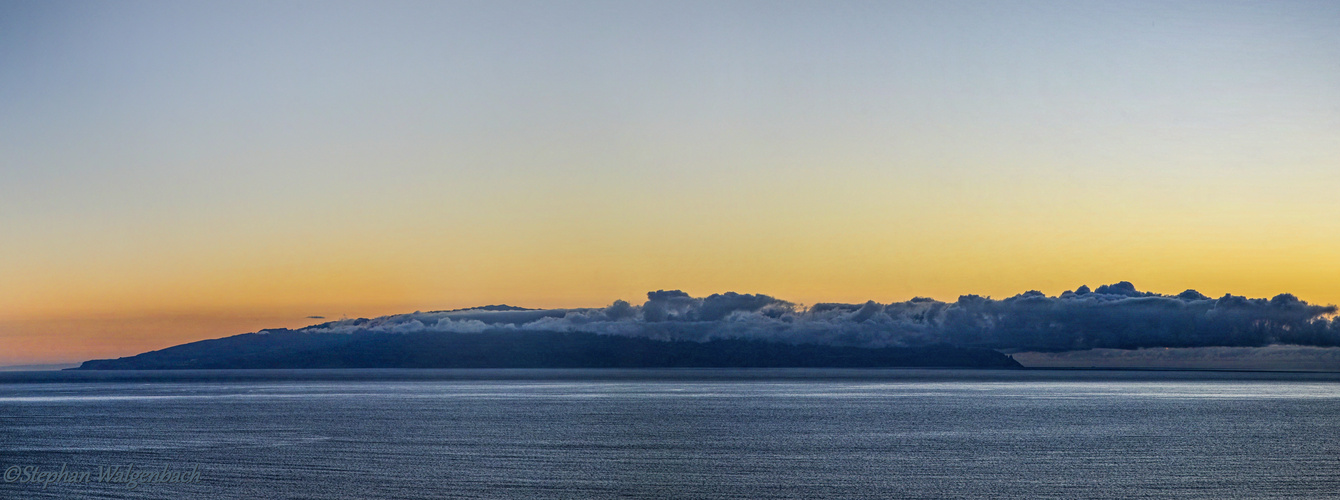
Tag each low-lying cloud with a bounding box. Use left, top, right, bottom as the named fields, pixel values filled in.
left=292, top=283, right=1340, bottom=352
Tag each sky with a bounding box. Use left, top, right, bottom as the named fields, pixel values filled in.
left=2, top=1, right=1338, bottom=365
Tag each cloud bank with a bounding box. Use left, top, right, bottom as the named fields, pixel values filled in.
left=291, top=283, right=1340, bottom=352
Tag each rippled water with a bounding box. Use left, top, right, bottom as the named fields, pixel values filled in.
left=2, top=369, right=1339, bottom=499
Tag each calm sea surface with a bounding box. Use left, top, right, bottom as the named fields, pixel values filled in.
left=2, top=369, right=1339, bottom=499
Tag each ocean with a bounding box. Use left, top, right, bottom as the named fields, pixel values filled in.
left=2, top=369, right=1338, bottom=499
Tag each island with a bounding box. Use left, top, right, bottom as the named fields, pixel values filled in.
left=73, top=329, right=1021, bottom=369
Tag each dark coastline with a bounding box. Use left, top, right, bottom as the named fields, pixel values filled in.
left=4, top=367, right=1336, bottom=386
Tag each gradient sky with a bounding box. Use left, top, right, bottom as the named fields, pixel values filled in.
left=2, top=1, right=1338, bottom=365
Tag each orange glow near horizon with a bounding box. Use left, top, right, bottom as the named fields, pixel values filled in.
left=5, top=253, right=1338, bottom=366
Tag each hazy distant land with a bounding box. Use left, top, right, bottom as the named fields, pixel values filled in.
left=1015, top=345, right=1340, bottom=371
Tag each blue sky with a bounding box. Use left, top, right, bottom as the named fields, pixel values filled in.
left=1, top=1, right=1338, bottom=363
